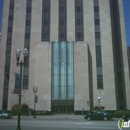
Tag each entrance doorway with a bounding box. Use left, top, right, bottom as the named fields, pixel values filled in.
left=52, top=105, right=74, bottom=114
left=51, top=100, right=74, bottom=114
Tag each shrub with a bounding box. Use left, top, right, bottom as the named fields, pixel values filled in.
left=11, top=103, right=29, bottom=115
left=11, top=104, right=22, bottom=115
left=94, top=106, right=99, bottom=110
left=113, top=110, right=130, bottom=118
left=100, top=106, right=105, bottom=110
left=22, top=103, right=29, bottom=116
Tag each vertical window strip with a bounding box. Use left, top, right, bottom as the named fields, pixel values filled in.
left=51, top=42, right=60, bottom=99
left=75, top=0, right=84, bottom=41
left=22, top=0, right=32, bottom=89
left=2, top=0, right=15, bottom=109
left=93, top=0, right=103, bottom=89
left=51, top=41, right=74, bottom=100
left=41, top=0, right=50, bottom=41
left=58, top=0, right=67, bottom=41
left=59, top=41, right=66, bottom=99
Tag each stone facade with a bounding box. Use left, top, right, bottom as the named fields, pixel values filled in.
left=0, top=0, right=129, bottom=112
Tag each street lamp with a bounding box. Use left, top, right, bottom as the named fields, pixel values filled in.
left=33, top=86, right=38, bottom=118
left=98, top=96, right=101, bottom=110
left=16, top=48, right=28, bottom=130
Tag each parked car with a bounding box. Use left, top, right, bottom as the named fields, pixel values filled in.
left=84, top=111, right=113, bottom=121
left=0, top=110, right=13, bottom=119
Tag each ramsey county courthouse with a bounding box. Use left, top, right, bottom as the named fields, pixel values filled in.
left=0, top=0, right=130, bottom=114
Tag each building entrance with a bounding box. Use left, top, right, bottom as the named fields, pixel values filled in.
left=51, top=100, right=74, bottom=114
left=52, top=105, right=74, bottom=114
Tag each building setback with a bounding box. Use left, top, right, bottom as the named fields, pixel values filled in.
left=0, top=0, right=130, bottom=114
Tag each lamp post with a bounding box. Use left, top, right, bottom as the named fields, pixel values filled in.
left=33, top=86, right=38, bottom=118
left=98, top=97, right=101, bottom=110
left=16, top=48, right=28, bottom=130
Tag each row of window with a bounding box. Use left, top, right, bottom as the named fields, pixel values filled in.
left=41, top=0, right=100, bottom=41
left=3, top=0, right=15, bottom=109
left=22, top=0, right=32, bottom=90
left=10, top=4, right=98, bottom=13
left=75, top=0, right=84, bottom=41
left=41, top=32, right=84, bottom=40
left=7, top=27, right=100, bottom=38
left=8, top=17, right=100, bottom=27
left=41, top=6, right=97, bottom=13
left=42, top=0, right=50, bottom=41
left=94, top=0, right=103, bottom=89
left=59, top=0, right=66, bottom=41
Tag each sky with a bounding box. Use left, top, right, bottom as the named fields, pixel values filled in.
left=0, top=0, right=130, bottom=46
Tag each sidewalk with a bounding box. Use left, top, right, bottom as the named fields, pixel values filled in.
left=13, top=114, right=85, bottom=120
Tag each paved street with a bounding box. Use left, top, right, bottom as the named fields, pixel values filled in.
left=0, top=115, right=125, bottom=130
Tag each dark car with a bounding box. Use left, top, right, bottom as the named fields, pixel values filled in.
left=84, top=111, right=113, bottom=121
left=0, top=110, right=13, bottom=119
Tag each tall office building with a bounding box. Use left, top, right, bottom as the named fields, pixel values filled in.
left=0, top=0, right=130, bottom=114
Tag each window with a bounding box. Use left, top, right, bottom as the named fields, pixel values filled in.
left=24, top=56, right=29, bottom=67
left=97, top=78, right=103, bottom=89
left=60, top=19, right=66, bottom=25
left=5, top=65, right=10, bottom=73
left=26, top=7, right=31, bottom=13
left=96, top=46, right=101, bottom=53
left=51, top=42, right=74, bottom=99
left=43, top=33, right=49, bottom=39
left=26, top=20, right=31, bottom=25
left=96, top=46, right=102, bottom=60
left=94, top=0, right=99, bottom=6
left=77, top=32, right=83, bottom=39
left=7, top=39, right=11, bottom=44
left=59, top=7, right=66, bottom=12
left=5, top=66, right=10, bottom=73
left=44, top=7, right=49, bottom=12
left=23, top=78, right=28, bottom=89
left=95, top=32, right=100, bottom=39
left=77, top=19, right=83, bottom=25
left=10, top=5, right=14, bottom=9
left=60, top=33, right=66, bottom=39
left=5, top=74, right=9, bottom=82
left=8, top=27, right=12, bottom=32
left=6, top=53, right=11, bottom=57
left=76, top=7, right=82, bottom=12
left=94, top=6, right=99, bottom=12
left=95, top=19, right=100, bottom=25
left=25, top=33, right=30, bottom=39
left=97, top=60, right=102, bottom=67
left=8, top=15, right=13, bottom=21
left=43, top=19, right=49, bottom=25
left=97, top=75, right=102, bottom=78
